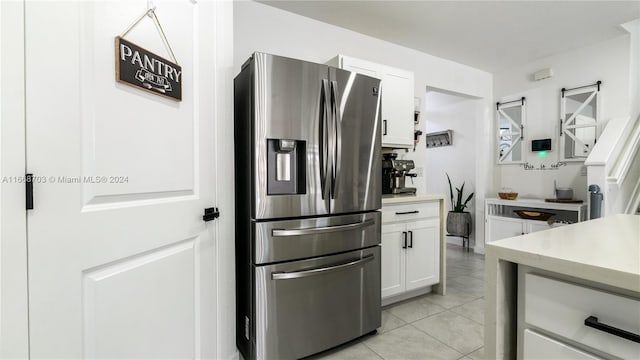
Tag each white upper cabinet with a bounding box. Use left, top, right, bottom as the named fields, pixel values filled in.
left=335, top=55, right=414, bottom=148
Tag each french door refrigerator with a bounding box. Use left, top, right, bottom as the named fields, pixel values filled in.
left=234, top=52, right=382, bottom=360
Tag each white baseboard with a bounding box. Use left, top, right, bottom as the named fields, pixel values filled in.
left=382, top=286, right=433, bottom=307
left=446, top=235, right=464, bottom=246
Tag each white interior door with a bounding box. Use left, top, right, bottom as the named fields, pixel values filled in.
left=0, top=1, right=29, bottom=358
left=25, top=1, right=218, bottom=358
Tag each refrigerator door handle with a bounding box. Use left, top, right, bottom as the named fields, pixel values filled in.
left=272, top=218, right=375, bottom=237
left=271, top=254, right=374, bottom=280
left=330, top=80, right=342, bottom=199
left=320, top=79, right=331, bottom=200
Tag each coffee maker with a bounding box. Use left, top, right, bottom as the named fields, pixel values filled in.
left=382, top=153, right=417, bottom=195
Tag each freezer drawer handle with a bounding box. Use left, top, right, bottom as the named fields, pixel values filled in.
left=271, top=254, right=374, bottom=280
left=395, top=210, right=419, bottom=215
left=272, top=219, right=374, bottom=237
left=584, top=316, right=640, bottom=343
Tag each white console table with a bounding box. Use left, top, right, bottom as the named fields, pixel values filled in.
left=485, top=198, right=587, bottom=244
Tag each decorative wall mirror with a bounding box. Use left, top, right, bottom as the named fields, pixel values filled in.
left=560, top=81, right=601, bottom=161
left=496, top=97, right=526, bottom=164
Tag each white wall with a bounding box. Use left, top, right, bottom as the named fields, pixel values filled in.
left=234, top=1, right=494, bottom=251
left=493, top=35, right=631, bottom=201
left=424, top=91, right=480, bottom=245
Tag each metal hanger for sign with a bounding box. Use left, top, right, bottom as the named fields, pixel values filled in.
left=120, top=1, right=179, bottom=64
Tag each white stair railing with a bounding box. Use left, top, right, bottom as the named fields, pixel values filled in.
left=586, top=114, right=640, bottom=217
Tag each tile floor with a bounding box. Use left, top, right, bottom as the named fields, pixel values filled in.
left=310, top=244, right=486, bottom=360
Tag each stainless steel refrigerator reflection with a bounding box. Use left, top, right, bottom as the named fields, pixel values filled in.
left=235, top=52, right=382, bottom=360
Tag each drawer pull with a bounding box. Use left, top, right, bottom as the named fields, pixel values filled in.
left=271, top=255, right=374, bottom=280
left=584, top=316, right=640, bottom=343
left=272, top=219, right=374, bottom=236
left=395, top=210, right=419, bottom=215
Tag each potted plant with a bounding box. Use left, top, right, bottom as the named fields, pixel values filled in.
left=446, top=174, right=474, bottom=237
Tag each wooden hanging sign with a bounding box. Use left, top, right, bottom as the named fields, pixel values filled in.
left=115, top=36, right=182, bottom=101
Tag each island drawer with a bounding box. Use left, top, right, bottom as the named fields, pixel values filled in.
left=381, top=201, right=438, bottom=224
left=523, top=329, right=603, bottom=359
left=524, top=273, right=640, bottom=359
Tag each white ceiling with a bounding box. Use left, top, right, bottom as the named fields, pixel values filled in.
left=258, top=1, right=640, bottom=73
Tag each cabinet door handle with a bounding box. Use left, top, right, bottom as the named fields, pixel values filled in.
left=402, top=231, right=407, bottom=249
left=383, top=120, right=387, bottom=135
left=408, top=230, right=413, bottom=248
left=584, top=316, right=640, bottom=343
left=395, top=210, right=419, bottom=215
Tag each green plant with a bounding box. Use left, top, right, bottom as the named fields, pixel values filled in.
left=446, top=173, right=474, bottom=212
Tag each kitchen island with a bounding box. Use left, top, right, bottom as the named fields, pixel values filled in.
left=485, top=214, right=640, bottom=359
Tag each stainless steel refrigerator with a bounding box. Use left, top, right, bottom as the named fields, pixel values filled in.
left=234, top=52, right=382, bottom=360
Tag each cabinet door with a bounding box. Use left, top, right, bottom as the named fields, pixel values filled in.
left=340, top=56, right=381, bottom=79
left=487, top=216, right=524, bottom=242
left=527, top=220, right=553, bottom=234
left=381, top=223, right=406, bottom=298
left=405, top=219, right=440, bottom=291
left=381, top=68, right=414, bottom=148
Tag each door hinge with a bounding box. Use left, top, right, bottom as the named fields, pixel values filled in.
left=203, top=207, right=220, bottom=222
left=26, top=173, right=34, bottom=210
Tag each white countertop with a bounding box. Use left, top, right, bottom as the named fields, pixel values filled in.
left=487, top=214, right=640, bottom=293
left=382, top=194, right=445, bottom=205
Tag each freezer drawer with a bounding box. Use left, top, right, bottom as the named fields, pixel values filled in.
left=253, top=246, right=381, bottom=360
left=253, top=211, right=380, bottom=264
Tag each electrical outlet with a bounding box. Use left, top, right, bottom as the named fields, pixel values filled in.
left=415, top=167, right=423, bottom=177
left=580, top=166, right=587, bottom=176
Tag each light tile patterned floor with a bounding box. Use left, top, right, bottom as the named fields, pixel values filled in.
left=310, top=244, right=486, bottom=360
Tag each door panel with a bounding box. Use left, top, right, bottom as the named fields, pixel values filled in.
left=381, top=223, right=406, bottom=298
left=251, top=53, right=330, bottom=219
left=83, top=240, right=196, bottom=358
left=255, top=247, right=381, bottom=360
left=25, top=1, right=217, bottom=358
left=406, top=219, right=440, bottom=291
left=329, top=67, right=381, bottom=214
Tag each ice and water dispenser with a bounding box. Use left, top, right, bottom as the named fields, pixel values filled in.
left=267, top=139, right=306, bottom=195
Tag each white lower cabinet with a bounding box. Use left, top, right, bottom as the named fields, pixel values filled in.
left=381, top=201, right=440, bottom=302
left=486, top=216, right=562, bottom=242
left=484, top=198, right=587, bottom=244
left=519, top=271, right=640, bottom=359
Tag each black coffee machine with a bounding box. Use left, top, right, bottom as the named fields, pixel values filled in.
left=382, top=153, right=417, bottom=195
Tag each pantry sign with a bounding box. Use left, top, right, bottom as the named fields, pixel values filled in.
left=115, top=36, right=182, bottom=101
